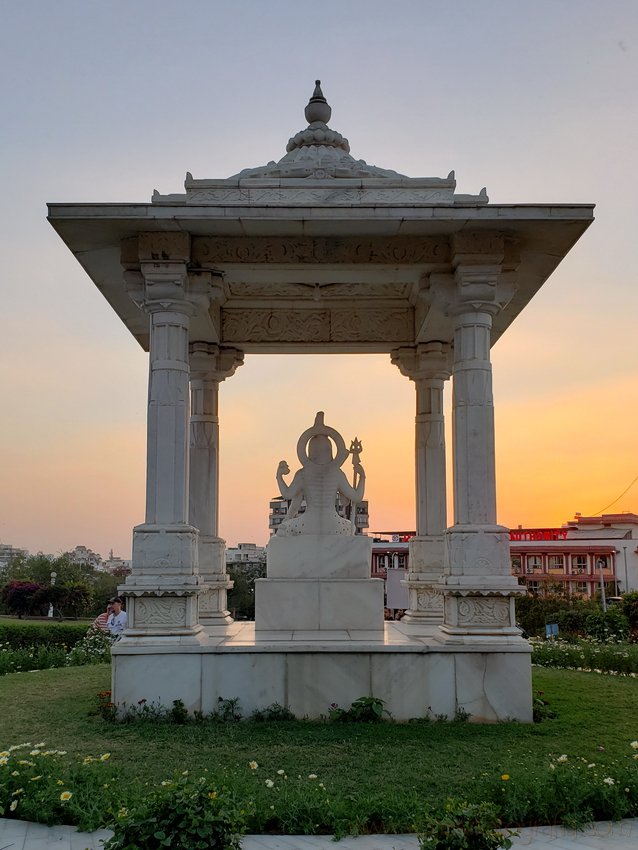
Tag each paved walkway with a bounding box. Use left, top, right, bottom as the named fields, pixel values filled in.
left=1, top=819, right=637, bottom=850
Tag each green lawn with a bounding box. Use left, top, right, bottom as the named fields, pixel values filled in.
left=1, top=665, right=637, bottom=834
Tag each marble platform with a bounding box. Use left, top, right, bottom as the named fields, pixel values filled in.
left=111, top=622, right=532, bottom=722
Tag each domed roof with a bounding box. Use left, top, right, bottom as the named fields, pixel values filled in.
left=231, top=81, right=406, bottom=180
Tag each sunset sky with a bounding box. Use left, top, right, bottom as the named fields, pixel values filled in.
left=1, top=1, right=637, bottom=559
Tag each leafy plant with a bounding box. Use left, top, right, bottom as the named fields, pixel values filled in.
left=169, top=699, right=189, bottom=724
left=213, top=697, right=242, bottom=723
left=104, top=773, right=247, bottom=850
left=531, top=691, right=556, bottom=723
left=329, top=696, right=389, bottom=723
left=453, top=707, right=471, bottom=723
left=94, top=690, right=118, bottom=721
left=419, top=799, right=515, bottom=850
left=250, top=702, right=295, bottom=722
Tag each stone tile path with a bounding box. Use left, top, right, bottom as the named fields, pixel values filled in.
left=1, top=819, right=637, bottom=849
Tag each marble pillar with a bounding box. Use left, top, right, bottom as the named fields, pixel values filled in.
left=439, top=253, right=524, bottom=640
left=122, top=260, right=204, bottom=640
left=391, top=342, right=451, bottom=625
left=189, top=342, right=243, bottom=625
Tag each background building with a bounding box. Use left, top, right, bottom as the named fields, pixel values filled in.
left=0, top=542, right=29, bottom=569
left=509, top=513, right=638, bottom=597
left=64, top=545, right=103, bottom=570
left=225, top=543, right=267, bottom=566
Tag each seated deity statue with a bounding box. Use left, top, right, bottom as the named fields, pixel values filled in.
left=275, top=412, right=365, bottom=537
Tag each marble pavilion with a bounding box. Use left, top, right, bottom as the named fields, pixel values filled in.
left=48, top=83, right=593, bottom=720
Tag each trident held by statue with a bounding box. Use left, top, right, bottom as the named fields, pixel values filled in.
left=349, top=437, right=363, bottom=534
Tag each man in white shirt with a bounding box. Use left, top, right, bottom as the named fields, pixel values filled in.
left=106, top=597, right=128, bottom=635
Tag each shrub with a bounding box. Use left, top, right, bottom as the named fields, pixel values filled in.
left=419, top=799, right=515, bottom=850
left=65, top=629, right=114, bottom=666
left=1, top=581, right=43, bottom=618
left=514, top=593, right=598, bottom=637
left=104, top=773, right=247, bottom=850
left=621, top=591, right=638, bottom=638
left=585, top=609, right=629, bottom=643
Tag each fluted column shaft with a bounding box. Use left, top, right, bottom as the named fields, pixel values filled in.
left=145, top=301, right=194, bottom=526
left=189, top=343, right=243, bottom=624
left=451, top=307, right=497, bottom=527
left=391, top=343, right=451, bottom=626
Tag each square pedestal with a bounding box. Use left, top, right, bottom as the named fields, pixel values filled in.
left=266, top=534, right=372, bottom=579
left=255, top=578, right=384, bottom=631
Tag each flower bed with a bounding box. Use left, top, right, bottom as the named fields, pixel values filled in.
left=531, top=638, right=638, bottom=675
left=0, top=629, right=113, bottom=676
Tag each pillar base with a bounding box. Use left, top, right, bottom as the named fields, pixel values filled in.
left=118, top=585, right=205, bottom=639
left=437, top=587, right=526, bottom=643
left=198, top=536, right=233, bottom=624
left=401, top=536, right=445, bottom=626
left=199, top=576, right=234, bottom=625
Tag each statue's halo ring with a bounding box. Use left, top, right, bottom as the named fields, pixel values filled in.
left=296, top=420, right=349, bottom=467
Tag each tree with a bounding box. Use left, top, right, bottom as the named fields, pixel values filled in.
left=227, top=561, right=266, bottom=620
left=1, top=553, right=95, bottom=587
left=621, top=591, right=638, bottom=639
left=1, top=581, right=43, bottom=618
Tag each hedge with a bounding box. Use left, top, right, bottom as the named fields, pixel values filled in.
left=0, top=620, right=89, bottom=649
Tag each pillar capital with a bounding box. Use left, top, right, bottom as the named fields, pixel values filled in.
left=391, top=342, right=452, bottom=384
left=138, top=261, right=203, bottom=318
left=189, top=343, right=244, bottom=383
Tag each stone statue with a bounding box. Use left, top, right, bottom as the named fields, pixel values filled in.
left=275, top=412, right=365, bottom=536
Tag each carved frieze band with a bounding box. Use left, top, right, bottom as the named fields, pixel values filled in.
left=226, top=281, right=412, bottom=299
left=221, top=308, right=413, bottom=344
left=192, top=236, right=449, bottom=266
left=186, top=188, right=455, bottom=206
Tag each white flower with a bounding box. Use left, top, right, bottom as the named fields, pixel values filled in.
left=9, top=799, right=17, bottom=812
left=588, top=764, right=596, bottom=769
left=549, top=764, right=556, bottom=771
left=308, top=773, right=318, bottom=780
left=631, top=741, right=638, bottom=749
left=603, top=777, right=615, bottom=786
left=557, top=754, right=568, bottom=763
left=248, top=761, right=258, bottom=770
left=277, top=769, right=285, bottom=775
left=265, top=779, right=274, bottom=788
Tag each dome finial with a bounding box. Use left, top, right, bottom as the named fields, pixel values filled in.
left=305, top=79, right=331, bottom=124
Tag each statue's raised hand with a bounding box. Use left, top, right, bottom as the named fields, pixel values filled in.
left=277, top=460, right=290, bottom=476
